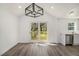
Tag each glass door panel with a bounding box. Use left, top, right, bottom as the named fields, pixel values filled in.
left=40, top=23, right=47, bottom=40
left=31, top=23, right=38, bottom=40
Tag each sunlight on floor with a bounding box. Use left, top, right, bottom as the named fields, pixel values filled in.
left=31, top=42, right=57, bottom=46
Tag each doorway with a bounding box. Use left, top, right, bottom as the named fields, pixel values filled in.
left=31, top=22, right=47, bottom=41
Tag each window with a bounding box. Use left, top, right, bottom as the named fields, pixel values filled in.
left=68, top=23, right=74, bottom=31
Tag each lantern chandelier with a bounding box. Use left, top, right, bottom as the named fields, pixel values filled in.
left=25, top=3, right=44, bottom=18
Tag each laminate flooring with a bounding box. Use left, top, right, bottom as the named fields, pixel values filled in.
left=2, top=43, right=79, bottom=56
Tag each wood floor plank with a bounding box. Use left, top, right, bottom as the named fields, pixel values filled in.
left=2, top=43, right=79, bottom=56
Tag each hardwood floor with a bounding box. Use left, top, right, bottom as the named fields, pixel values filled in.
left=2, top=43, right=79, bottom=56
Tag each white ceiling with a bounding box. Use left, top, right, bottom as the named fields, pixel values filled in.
left=0, top=3, right=79, bottom=18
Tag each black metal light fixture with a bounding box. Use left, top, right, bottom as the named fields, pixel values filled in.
left=25, top=3, right=44, bottom=18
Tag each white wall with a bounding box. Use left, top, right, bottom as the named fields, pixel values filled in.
left=19, top=12, right=59, bottom=43
left=0, top=10, right=19, bottom=55
left=74, top=20, right=79, bottom=45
